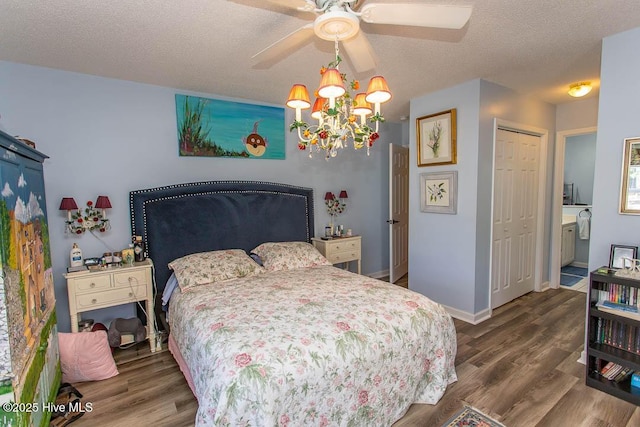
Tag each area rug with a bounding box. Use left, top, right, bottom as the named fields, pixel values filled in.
left=442, top=405, right=506, bottom=427
left=560, top=273, right=582, bottom=287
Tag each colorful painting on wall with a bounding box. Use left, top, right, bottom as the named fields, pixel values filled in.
left=175, top=94, right=285, bottom=159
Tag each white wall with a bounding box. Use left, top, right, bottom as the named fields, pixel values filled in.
left=0, top=61, right=401, bottom=331
left=590, top=27, right=640, bottom=271
left=409, top=79, right=556, bottom=318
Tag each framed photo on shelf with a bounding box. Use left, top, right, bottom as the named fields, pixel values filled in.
left=420, top=171, right=457, bottom=214
left=416, top=109, right=457, bottom=167
left=609, top=244, right=638, bottom=269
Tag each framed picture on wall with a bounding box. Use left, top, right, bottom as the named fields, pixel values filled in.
left=609, top=244, right=638, bottom=269
left=420, top=171, right=458, bottom=214
left=416, top=109, right=457, bottom=167
left=619, top=136, right=640, bottom=214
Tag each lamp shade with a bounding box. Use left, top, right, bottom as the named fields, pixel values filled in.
left=286, top=84, right=311, bottom=109
left=311, top=98, right=326, bottom=120
left=352, top=93, right=372, bottom=116
left=317, top=69, right=346, bottom=99
left=59, top=197, right=78, bottom=210
left=95, top=196, right=112, bottom=209
left=324, top=192, right=334, bottom=201
left=365, top=76, right=392, bottom=104
left=339, top=190, right=348, bottom=199
left=568, top=82, right=592, bottom=97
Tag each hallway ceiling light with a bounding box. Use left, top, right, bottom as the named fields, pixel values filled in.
left=568, top=82, right=592, bottom=98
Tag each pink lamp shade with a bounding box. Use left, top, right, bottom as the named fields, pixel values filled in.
left=339, top=190, right=348, bottom=199
left=324, top=192, right=335, bottom=201
left=95, top=196, right=112, bottom=209
left=59, top=197, right=78, bottom=211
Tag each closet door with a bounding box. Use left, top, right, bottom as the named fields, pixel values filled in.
left=492, top=129, right=541, bottom=308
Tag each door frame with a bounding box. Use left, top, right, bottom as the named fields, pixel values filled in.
left=550, top=126, right=597, bottom=289
left=489, top=118, right=549, bottom=309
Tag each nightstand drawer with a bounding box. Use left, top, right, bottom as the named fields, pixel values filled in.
left=328, top=240, right=359, bottom=254
left=113, top=269, right=148, bottom=288
left=75, top=285, right=148, bottom=310
left=73, top=275, right=112, bottom=293
left=327, top=250, right=360, bottom=264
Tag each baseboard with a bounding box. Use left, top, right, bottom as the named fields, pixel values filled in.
left=367, top=269, right=389, bottom=279
left=538, top=280, right=552, bottom=292
left=441, top=304, right=492, bottom=325
left=570, top=261, right=589, bottom=268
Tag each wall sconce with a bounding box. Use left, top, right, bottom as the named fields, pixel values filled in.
left=324, top=190, right=348, bottom=231
left=59, top=196, right=111, bottom=234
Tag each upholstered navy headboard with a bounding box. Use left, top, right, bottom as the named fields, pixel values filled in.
left=130, top=181, right=315, bottom=297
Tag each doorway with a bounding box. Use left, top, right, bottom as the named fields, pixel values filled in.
left=550, top=127, right=597, bottom=291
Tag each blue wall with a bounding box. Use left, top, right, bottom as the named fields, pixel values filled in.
left=0, top=61, right=400, bottom=332
left=409, top=79, right=556, bottom=320
left=590, top=27, right=640, bottom=271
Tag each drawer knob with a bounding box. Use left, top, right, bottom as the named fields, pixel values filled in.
left=91, top=298, right=97, bottom=304
left=90, top=282, right=95, bottom=288
left=129, top=292, right=134, bottom=298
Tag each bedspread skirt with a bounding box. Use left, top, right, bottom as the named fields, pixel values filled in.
left=169, top=266, right=457, bottom=426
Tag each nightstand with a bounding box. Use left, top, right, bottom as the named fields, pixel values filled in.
left=312, top=235, right=362, bottom=274
left=64, top=259, right=158, bottom=352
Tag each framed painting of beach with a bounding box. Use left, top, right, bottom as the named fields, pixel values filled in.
left=175, top=94, right=285, bottom=159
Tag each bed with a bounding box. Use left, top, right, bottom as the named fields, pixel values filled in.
left=130, top=180, right=457, bottom=426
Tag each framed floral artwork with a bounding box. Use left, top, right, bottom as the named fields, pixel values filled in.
left=420, top=171, right=457, bottom=214
left=416, top=109, right=457, bottom=166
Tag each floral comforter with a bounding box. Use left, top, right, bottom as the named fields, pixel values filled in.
left=169, top=266, right=457, bottom=426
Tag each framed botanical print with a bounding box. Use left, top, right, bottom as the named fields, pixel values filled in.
left=417, top=109, right=457, bottom=167
left=420, top=171, right=458, bottom=214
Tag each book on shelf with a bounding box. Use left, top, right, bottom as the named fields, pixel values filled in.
left=596, top=301, right=640, bottom=321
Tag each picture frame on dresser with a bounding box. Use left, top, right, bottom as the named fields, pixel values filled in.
left=609, top=244, right=637, bottom=269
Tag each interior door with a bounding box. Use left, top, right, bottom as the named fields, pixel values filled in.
left=492, top=129, right=541, bottom=308
left=389, top=143, right=409, bottom=283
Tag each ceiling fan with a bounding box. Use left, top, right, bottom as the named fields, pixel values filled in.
left=251, top=0, right=473, bottom=72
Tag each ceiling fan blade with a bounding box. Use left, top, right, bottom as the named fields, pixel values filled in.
left=263, top=0, right=316, bottom=13
left=252, top=23, right=315, bottom=63
left=341, top=32, right=377, bottom=73
left=360, top=3, right=472, bottom=29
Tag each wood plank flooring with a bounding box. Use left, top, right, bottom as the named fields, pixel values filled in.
left=69, top=287, right=640, bottom=427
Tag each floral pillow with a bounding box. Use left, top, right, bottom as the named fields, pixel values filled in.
left=251, top=241, right=332, bottom=272
left=168, top=249, right=263, bottom=291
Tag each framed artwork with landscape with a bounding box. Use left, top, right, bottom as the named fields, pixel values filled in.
left=417, top=109, right=457, bottom=167
left=420, top=171, right=457, bottom=214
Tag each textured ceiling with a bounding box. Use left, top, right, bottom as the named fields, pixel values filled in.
left=2, top=1, right=640, bottom=122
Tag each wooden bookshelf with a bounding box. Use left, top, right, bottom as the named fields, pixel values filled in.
left=587, top=269, right=640, bottom=405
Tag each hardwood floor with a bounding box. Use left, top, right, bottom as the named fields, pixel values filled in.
left=69, top=288, right=640, bottom=427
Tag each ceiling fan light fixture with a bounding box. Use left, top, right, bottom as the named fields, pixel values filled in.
left=314, top=9, right=360, bottom=41
left=568, top=82, right=592, bottom=97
